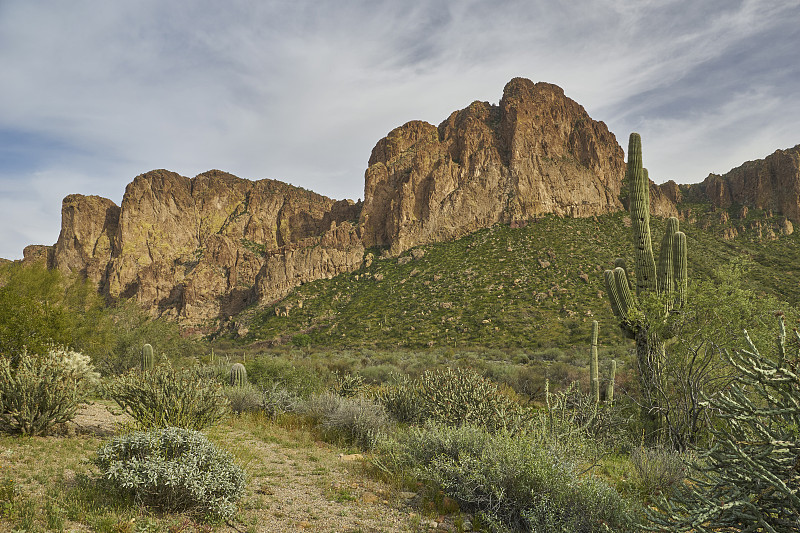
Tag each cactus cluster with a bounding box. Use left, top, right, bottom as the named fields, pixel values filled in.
left=588, top=320, right=616, bottom=404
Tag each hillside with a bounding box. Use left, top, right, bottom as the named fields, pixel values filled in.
left=231, top=206, right=799, bottom=351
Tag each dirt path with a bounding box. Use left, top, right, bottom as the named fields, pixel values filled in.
left=61, top=404, right=461, bottom=532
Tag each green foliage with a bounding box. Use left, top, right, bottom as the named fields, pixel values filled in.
left=375, top=367, right=532, bottom=432
left=302, top=392, right=390, bottom=449
left=245, top=355, right=325, bottom=398
left=229, top=362, right=247, bottom=387
left=657, top=260, right=787, bottom=450
left=105, top=363, right=229, bottom=430
left=629, top=446, right=686, bottom=499
left=378, top=422, right=634, bottom=532
left=223, top=383, right=264, bottom=414
left=96, top=299, right=201, bottom=375
left=0, top=348, right=99, bottom=435
left=94, top=427, right=246, bottom=521
left=647, top=317, right=800, bottom=532
left=0, top=263, right=111, bottom=358
left=332, top=371, right=365, bottom=398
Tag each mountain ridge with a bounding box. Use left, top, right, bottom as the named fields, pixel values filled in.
left=11, top=78, right=800, bottom=330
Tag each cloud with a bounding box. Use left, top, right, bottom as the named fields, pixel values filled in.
left=1, top=0, right=799, bottom=258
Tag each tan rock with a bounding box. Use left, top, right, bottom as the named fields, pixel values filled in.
left=360, top=78, right=624, bottom=256
left=52, top=194, right=119, bottom=286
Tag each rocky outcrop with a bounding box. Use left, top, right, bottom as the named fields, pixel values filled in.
left=255, top=221, right=364, bottom=304
left=360, top=78, right=625, bottom=255
left=690, top=145, right=800, bottom=220
left=22, top=245, right=53, bottom=266
left=53, top=194, right=119, bottom=286
left=48, top=169, right=363, bottom=327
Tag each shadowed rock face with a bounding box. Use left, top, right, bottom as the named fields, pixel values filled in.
left=359, top=78, right=626, bottom=255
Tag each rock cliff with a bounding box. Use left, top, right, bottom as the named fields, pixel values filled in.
left=689, top=145, right=800, bottom=220
left=360, top=78, right=625, bottom=255
left=48, top=169, right=361, bottom=327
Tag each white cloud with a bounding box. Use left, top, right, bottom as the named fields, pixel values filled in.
left=1, top=0, right=799, bottom=258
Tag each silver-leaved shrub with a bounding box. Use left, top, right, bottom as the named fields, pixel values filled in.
left=94, top=427, right=245, bottom=521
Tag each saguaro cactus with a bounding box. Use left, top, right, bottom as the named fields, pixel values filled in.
left=604, top=133, right=688, bottom=437
left=229, top=363, right=247, bottom=387
left=590, top=320, right=600, bottom=403
left=141, top=344, right=154, bottom=372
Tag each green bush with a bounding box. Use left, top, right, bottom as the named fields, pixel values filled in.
left=105, top=363, right=228, bottom=430
left=376, top=367, right=532, bottom=432
left=224, top=384, right=263, bottom=414
left=302, top=392, right=390, bottom=449
left=0, top=348, right=99, bottom=435
left=245, top=356, right=324, bottom=398
left=94, top=427, right=245, bottom=521
left=629, top=446, right=685, bottom=498
left=646, top=317, right=800, bottom=532
left=378, top=422, right=633, bottom=532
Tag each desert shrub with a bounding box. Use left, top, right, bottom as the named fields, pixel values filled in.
left=375, top=367, right=533, bottom=432
left=541, top=381, right=635, bottom=450
left=332, top=371, right=365, bottom=398
left=94, top=427, right=245, bottom=521
left=224, top=384, right=263, bottom=414
left=372, top=372, right=421, bottom=424
left=629, top=446, right=686, bottom=498
left=302, top=392, right=390, bottom=449
left=378, top=422, right=633, bottom=532
left=261, top=383, right=299, bottom=419
left=416, top=367, right=532, bottom=432
left=646, top=317, right=800, bottom=532
left=105, top=363, right=228, bottom=430
left=0, top=348, right=99, bottom=435
left=245, top=356, right=324, bottom=398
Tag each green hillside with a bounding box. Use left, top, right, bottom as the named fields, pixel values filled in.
left=232, top=207, right=799, bottom=352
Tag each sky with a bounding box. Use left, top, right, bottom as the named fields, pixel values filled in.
left=2, top=0, right=799, bottom=259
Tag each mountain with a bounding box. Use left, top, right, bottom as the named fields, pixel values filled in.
left=10, top=78, right=800, bottom=331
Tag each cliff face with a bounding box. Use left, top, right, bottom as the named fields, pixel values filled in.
left=360, top=78, right=625, bottom=255
left=49, top=169, right=361, bottom=327
left=690, top=145, right=800, bottom=220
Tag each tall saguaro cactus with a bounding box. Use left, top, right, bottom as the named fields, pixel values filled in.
left=604, top=133, right=688, bottom=437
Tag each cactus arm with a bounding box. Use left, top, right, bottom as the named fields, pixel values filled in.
left=657, top=217, right=679, bottom=295
left=673, top=231, right=687, bottom=310
left=606, top=359, right=616, bottom=404
left=627, top=134, right=656, bottom=294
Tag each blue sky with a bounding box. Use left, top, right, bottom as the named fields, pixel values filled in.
left=2, top=0, right=799, bottom=259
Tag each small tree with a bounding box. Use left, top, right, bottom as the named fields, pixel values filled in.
left=646, top=316, right=800, bottom=532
